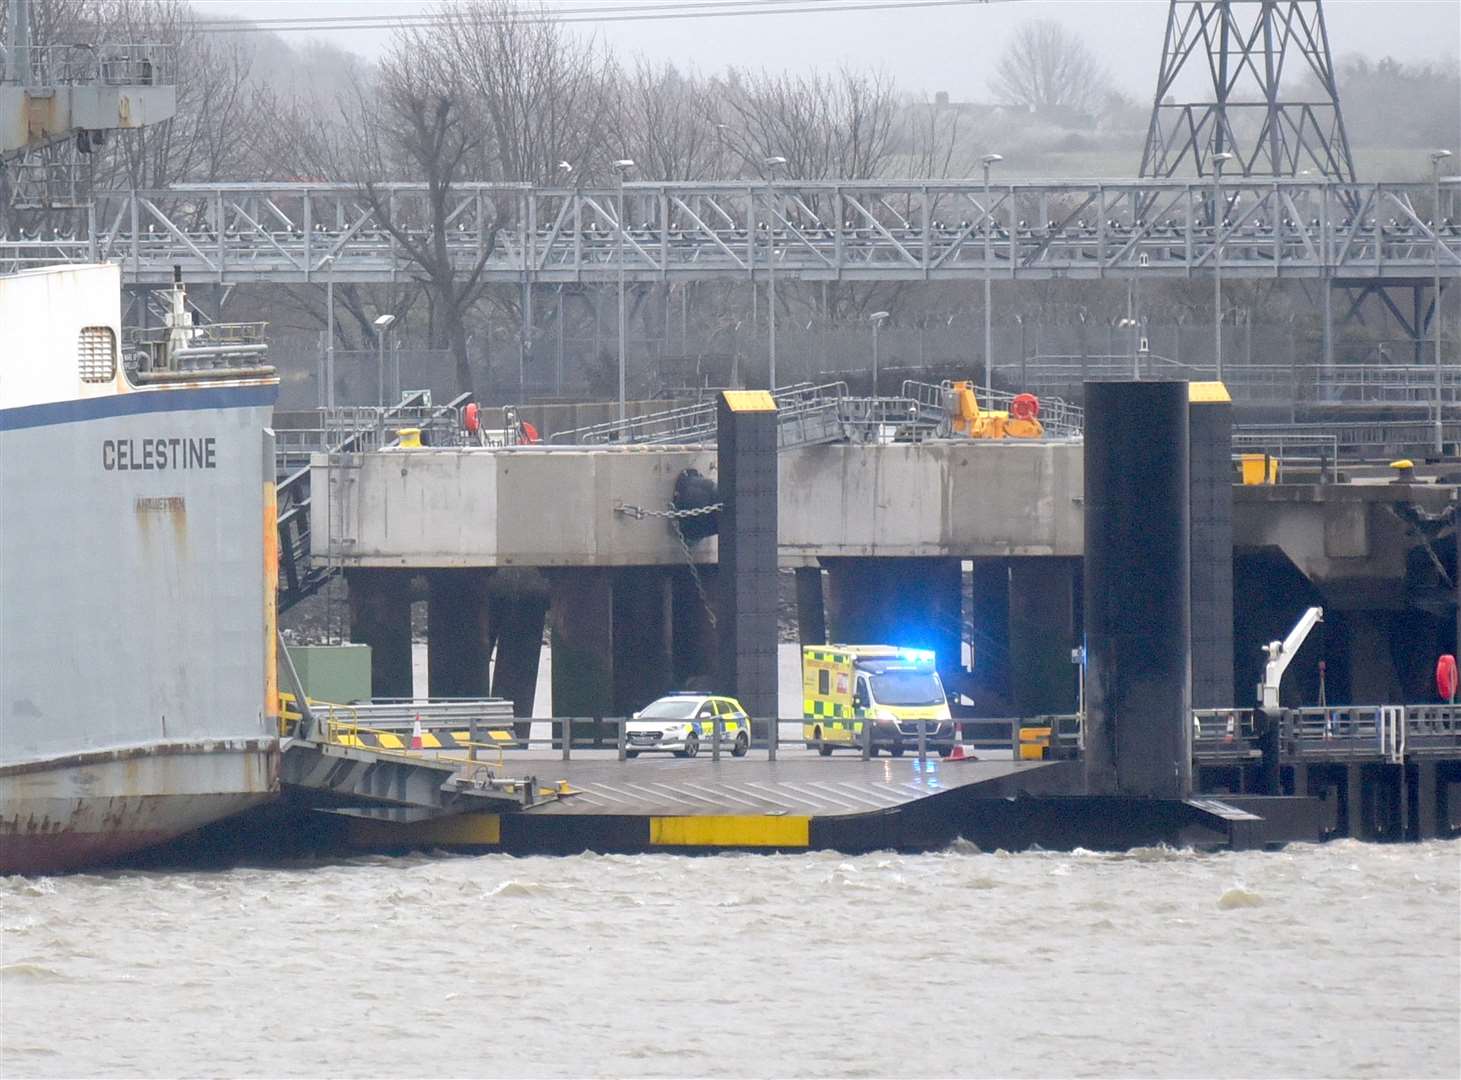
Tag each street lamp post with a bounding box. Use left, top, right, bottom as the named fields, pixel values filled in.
left=613, top=159, right=635, bottom=422
left=1431, top=149, right=1453, bottom=455
left=322, top=254, right=336, bottom=411
left=981, top=153, right=1003, bottom=409
left=372, top=313, right=395, bottom=442
left=1119, top=317, right=1140, bottom=378
left=764, top=156, right=787, bottom=392
left=870, top=311, right=890, bottom=394
left=1212, top=151, right=1234, bottom=382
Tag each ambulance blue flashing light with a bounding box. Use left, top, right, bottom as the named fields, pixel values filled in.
left=900, top=648, right=936, bottom=664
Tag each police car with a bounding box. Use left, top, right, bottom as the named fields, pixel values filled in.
left=625, top=693, right=751, bottom=758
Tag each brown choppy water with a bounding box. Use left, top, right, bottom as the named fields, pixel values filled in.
left=2, top=840, right=1458, bottom=1079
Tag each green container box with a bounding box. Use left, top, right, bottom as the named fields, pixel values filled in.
left=286, top=644, right=373, bottom=705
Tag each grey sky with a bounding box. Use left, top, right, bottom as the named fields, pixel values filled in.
left=200, top=0, right=1460, bottom=102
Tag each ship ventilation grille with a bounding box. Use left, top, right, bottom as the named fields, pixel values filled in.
left=78, top=327, right=118, bottom=383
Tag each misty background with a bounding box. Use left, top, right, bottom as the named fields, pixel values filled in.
left=3, top=0, right=1458, bottom=408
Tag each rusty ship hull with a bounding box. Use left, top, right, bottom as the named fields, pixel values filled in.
left=1, top=264, right=280, bottom=873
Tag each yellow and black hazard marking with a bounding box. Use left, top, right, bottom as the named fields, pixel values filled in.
left=335, top=728, right=517, bottom=752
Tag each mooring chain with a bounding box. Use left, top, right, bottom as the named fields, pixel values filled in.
left=615, top=501, right=722, bottom=627
left=613, top=501, right=723, bottom=520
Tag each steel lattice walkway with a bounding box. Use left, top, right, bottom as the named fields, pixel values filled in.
left=4, top=178, right=1457, bottom=285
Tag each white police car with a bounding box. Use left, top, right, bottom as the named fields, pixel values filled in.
left=625, top=693, right=751, bottom=759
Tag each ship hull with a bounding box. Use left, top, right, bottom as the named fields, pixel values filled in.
left=0, top=740, right=278, bottom=873
left=2, top=264, right=281, bottom=874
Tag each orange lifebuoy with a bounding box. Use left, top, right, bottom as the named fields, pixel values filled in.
left=1010, top=393, right=1040, bottom=421
left=463, top=402, right=480, bottom=433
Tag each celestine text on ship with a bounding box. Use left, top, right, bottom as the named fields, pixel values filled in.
left=102, top=437, right=217, bottom=471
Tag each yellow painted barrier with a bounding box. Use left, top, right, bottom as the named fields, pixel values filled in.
left=649, top=815, right=810, bottom=848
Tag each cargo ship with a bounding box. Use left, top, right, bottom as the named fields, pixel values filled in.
left=0, top=264, right=281, bottom=873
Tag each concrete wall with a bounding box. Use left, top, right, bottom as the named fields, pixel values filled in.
left=780, top=441, right=1084, bottom=562
left=312, top=446, right=719, bottom=568
left=313, top=440, right=1084, bottom=569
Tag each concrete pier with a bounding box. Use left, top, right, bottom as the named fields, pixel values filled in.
left=1008, top=558, right=1080, bottom=717
left=426, top=569, right=492, bottom=699
left=546, top=569, right=616, bottom=718
left=488, top=581, right=548, bottom=717
left=795, top=566, right=827, bottom=646
left=346, top=569, right=413, bottom=699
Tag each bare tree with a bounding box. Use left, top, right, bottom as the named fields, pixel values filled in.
left=438, top=0, right=616, bottom=183
left=611, top=58, right=720, bottom=180
left=716, top=65, right=900, bottom=180
left=304, top=28, right=500, bottom=396
left=989, top=20, right=1112, bottom=120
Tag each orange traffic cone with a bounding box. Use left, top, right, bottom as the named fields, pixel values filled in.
left=946, top=743, right=978, bottom=762
left=410, top=717, right=424, bottom=750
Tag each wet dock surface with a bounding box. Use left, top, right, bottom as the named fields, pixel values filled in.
left=523, top=756, right=1062, bottom=816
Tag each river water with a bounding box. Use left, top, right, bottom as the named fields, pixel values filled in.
left=2, top=840, right=1457, bottom=1078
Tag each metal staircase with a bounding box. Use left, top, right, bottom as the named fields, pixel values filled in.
left=275, top=391, right=470, bottom=613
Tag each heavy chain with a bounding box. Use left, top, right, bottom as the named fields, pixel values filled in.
left=615, top=501, right=721, bottom=628
left=675, top=520, right=717, bottom=629
left=614, top=501, right=723, bottom=520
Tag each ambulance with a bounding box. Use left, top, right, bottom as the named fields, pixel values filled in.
left=801, top=645, right=955, bottom=756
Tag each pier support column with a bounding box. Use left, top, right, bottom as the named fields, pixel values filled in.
left=426, top=570, right=493, bottom=699
left=1189, top=383, right=1234, bottom=709
left=1415, top=761, right=1438, bottom=840
left=1008, top=558, right=1079, bottom=717
left=1344, top=763, right=1370, bottom=840
left=548, top=568, right=614, bottom=719
left=613, top=567, right=676, bottom=713
left=346, top=569, right=413, bottom=699
left=795, top=566, right=827, bottom=645
left=1084, top=382, right=1192, bottom=799
left=490, top=583, right=548, bottom=718
left=968, top=559, right=1011, bottom=710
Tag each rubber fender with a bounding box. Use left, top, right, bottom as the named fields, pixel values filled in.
left=1009, top=392, right=1040, bottom=421
left=672, top=467, right=719, bottom=543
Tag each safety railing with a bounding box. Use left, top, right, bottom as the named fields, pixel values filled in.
left=1230, top=433, right=1340, bottom=483
left=6, top=42, right=173, bottom=86
left=285, top=698, right=510, bottom=769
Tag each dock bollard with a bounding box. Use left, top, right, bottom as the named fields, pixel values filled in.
left=617, top=718, right=627, bottom=762
left=562, top=718, right=572, bottom=761
left=712, top=717, right=722, bottom=761
left=861, top=717, right=872, bottom=760
left=918, top=718, right=927, bottom=764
